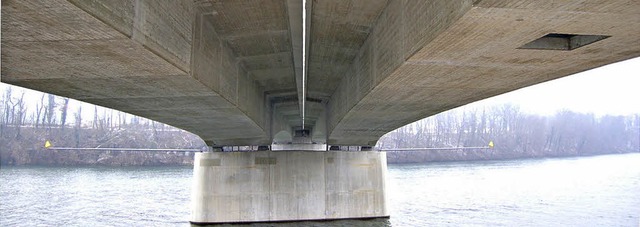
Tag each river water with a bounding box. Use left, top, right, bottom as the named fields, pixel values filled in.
left=1, top=153, right=639, bottom=226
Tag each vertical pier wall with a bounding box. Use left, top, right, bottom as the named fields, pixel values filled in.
left=191, top=151, right=388, bottom=224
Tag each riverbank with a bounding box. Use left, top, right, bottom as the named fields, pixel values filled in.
left=384, top=148, right=639, bottom=164
left=1, top=149, right=194, bottom=166
left=2, top=148, right=638, bottom=167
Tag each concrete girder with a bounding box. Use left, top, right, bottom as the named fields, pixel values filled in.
left=306, top=0, right=389, bottom=97
left=325, top=0, right=640, bottom=145
left=1, top=0, right=303, bottom=146
left=3, top=0, right=639, bottom=147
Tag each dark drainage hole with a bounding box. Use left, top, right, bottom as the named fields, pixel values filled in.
left=519, top=33, right=610, bottom=51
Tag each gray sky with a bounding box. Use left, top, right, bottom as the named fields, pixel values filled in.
left=464, top=56, right=640, bottom=116
left=1, top=56, right=639, bottom=122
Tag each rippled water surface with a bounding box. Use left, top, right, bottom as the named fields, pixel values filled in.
left=2, top=153, right=639, bottom=226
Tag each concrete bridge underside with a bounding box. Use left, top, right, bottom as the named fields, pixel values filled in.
left=3, top=0, right=640, bottom=224
left=3, top=0, right=640, bottom=146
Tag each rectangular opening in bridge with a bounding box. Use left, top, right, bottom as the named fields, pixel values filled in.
left=519, top=33, right=610, bottom=51
left=295, top=129, right=310, bottom=137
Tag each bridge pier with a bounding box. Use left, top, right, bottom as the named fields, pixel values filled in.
left=190, top=151, right=388, bottom=224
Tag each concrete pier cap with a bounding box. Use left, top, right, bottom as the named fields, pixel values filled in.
left=190, top=150, right=388, bottom=224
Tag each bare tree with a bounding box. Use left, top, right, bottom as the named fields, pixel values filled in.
left=45, top=94, right=56, bottom=129
left=2, top=87, right=12, bottom=137
left=93, top=106, right=98, bottom=129
left=60, top=98, right=69, bottom=131
left=35, top=94, right=45, bottom=128
left=74, top=106, right=82, bottom=147
left=14, top=91, right=26, bottom=139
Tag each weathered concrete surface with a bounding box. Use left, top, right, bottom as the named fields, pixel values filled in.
left=1, top=0, right=302, bottom=145
left=191, top=151, right=388, bottom=223
left=304, top=0, right=389, bottom=134
left=323, top=0, right=640, bottom=145
left=2, top=0, right=640, bottom=146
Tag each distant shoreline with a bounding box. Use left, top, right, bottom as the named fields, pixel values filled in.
left=2, top=149, right=637, bottom=167
left=385, top=149, right=640, bottom=164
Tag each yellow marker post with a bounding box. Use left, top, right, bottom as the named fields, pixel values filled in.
left=44, top=140, right=52, bottom=149
left=488, top=141, right=494, bottom=149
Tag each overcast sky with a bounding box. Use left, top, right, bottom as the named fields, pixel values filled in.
left=465, top=56, right=640, bottom=116
left=1, top=57, right=639, bottom=120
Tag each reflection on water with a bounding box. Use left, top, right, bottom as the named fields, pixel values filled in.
left=191, top=218, right=391, bottom=227
left=1, top=153, right=639, bottom=226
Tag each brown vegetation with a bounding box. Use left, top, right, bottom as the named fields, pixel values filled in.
left=380, top=104, right=640, bottom=163
left=1, top=86, right=638, bottom=166
left=0, top=87, right=204, bottom=166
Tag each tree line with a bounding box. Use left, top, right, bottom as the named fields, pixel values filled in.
left=1, top=84, right=638, bottom=165
left=0, top=86, right=204, bottom=165
left=378, top=104, right=640, bottom=158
